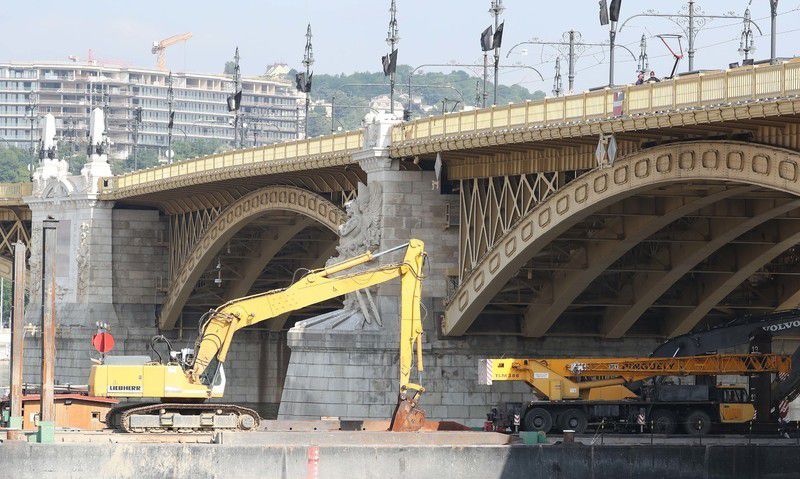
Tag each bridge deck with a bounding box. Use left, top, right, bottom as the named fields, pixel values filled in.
left=392, top=59, right=800, bottom=177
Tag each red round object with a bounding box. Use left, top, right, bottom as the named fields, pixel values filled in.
left=92, top=332, right=115, bottom=353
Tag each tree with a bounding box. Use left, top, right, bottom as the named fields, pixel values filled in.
left=224, top=61, right=236, bottom=75
left=172, top=139, right=225, bottom=162
left=299, top=65, right=546, bottom=135
left=0, top=146, right=32, bottom=182
left=307, top=105, right=331, bottom=138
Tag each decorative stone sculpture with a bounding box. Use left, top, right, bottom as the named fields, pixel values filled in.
left=32, top=114, right=69, bottom=196
left=80, top=108, right=112, bottom=193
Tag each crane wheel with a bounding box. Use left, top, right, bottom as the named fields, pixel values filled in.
left=523, top=407, right=553, bottom=433
left=558, top=408, right=587, bottom=434
left=683, top=409, right=712, bottom=436
left=650, top=409, right=677, bottom=434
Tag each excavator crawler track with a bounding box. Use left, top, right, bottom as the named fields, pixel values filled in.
left=107, top=403, right=261, bottom=433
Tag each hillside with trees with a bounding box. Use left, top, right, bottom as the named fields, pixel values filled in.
left=301, top=65, right=545, bottom=137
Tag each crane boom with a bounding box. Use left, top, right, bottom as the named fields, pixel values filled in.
left=151, top=32, right=192, bottom=71
left=481, top=354, right=790, bottom=401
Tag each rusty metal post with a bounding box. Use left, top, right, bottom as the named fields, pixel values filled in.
left=38, top=218, right=58, bottom=443
left=7, top=241, right=26, bottom=441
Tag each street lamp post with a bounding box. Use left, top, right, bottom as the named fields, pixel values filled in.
left=25, top=92, right=37, bottom=178
left=131, top=106, right=143, bottom=170
left=302, top=25, right=314, bottom=138
left=770, top=0, right=779, bottom=64
left=386, top=0, right=400, bottom=115
left=598, top=0, right=622, bottom=87
left=489, top=0, right=504, bottom=106
left=166, top=72, right=174, bottom=164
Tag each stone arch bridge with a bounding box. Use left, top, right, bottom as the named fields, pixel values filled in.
left=8, top=59, right=800, bottom=425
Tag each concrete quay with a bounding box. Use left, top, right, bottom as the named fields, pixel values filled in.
left=4, top=437, right=800, bottom=479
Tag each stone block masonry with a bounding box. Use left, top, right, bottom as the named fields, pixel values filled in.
left=279, top=124, right=663, bottom=426
left=20, top=203, right=292, bottom=418
left=111, top=209, right=168, bottom=306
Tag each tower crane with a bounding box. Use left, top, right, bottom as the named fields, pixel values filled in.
left=151, top=33, right=193, bottom=71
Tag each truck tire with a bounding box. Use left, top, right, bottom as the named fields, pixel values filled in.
left=683, top=409, right=712, bottom=436
left=650, top=409, right=677, bottom=434
left=524, top=407, right=553, bottom=433
left=558, top=408, right=588, bottom=434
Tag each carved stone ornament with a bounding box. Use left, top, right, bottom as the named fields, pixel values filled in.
left=76, top=221, right=90, bottom=297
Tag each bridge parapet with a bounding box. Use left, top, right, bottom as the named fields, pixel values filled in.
left=392, top=59, right=800, bottom=158
left=100, top=130, right=363, bottom=199
left=0, top=182, right=32, bottom=206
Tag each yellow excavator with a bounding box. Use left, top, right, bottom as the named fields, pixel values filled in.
left=89, top=240, right=427, bottom=433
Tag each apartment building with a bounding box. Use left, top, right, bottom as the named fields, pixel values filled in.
left=0, top=61, right=304, bottom=160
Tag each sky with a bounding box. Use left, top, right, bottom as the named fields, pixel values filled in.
left=2, top=1, right=800, bottom=95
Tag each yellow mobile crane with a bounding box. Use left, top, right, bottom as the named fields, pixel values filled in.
left=481, top=354, right=791, bottom=435
left=89, top=240, right=427, bottom=433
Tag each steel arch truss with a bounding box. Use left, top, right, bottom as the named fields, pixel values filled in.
left=459, top=172, right=565, bottom=280
left=160, top=186, right=345, bottom=329
left=0, top=208, right=30, bottom=279
left=444, top=140, right=800, bottom=338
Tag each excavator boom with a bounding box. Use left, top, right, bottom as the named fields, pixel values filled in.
left=88, top=240, right=429, bottom=433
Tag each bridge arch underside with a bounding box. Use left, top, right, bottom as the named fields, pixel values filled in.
left=0, top=207, right=30, bottom=280
left=448, top=141, right=800, bottom=340
left=174, top=210, right=340, bottom=332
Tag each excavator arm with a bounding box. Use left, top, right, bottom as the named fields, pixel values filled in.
left=188, top=240, right=427, bottom=425
left=652, top=309, right=800, bottom=410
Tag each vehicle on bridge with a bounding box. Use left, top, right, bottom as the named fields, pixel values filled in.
left=88, top=240, right=428, bottom=433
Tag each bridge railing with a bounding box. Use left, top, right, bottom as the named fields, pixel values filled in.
left=0, top=182, right=32, bottom=204
left=102, top=130, right=363, bottom=194
left=392, top=59, right=800, bottom=144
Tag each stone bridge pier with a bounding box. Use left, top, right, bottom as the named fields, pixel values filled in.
left=20, top=143, right=167, bottom=389
left=278, top=115, right=658, bottom=426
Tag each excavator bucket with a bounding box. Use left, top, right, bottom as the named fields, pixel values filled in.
left=389, top=392, right=426, bottom=432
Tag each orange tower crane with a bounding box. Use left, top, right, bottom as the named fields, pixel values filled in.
left=151, top=33, right=193, bottom=71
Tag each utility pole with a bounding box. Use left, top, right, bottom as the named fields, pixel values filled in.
left=739, top=7, right=755, bottom=61
left=7, top=241, right=25, bottom=441
left=770, top=0, right=779, bottom=64
left=39, top=218, right=58, bottom=443
left=687, top=0, right=695, bottom=71
left=566, top=30, right=576, bottom=92
left=330, top=95, right=336, bottom=133
left=638, top=34, right=649, bottom=73
left=232, top=47, right=242, bottom=148
left=132, top=106, right=142, bottom=170
left=507, top=30, right=635, bottom=93
left=386, top=0, right=399, bottom=115
left=489, top=0, right=504, bottom=105
left=302, top=25, right=314, bottom=138
left=166, top=72, right=174, bottom=164
left=619, top=2, right=762, bottom=73
left=26, top=92, right=37, bottom=177
left=552, top=57, right=563, bottom=97
left=482, top=48, right=488, bottom=108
